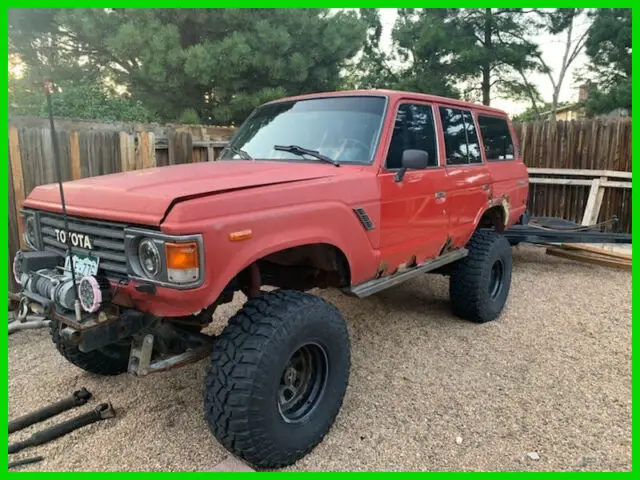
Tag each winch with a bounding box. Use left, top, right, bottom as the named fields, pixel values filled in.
left=13, top=250, right=111, bottom=315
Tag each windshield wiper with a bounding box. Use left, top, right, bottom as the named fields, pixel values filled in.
left=221, top=146, right=253, bottom=160
left=273, top=144, right=340, bottom=167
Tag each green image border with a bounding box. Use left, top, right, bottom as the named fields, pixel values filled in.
left=2, top=3, right=636, bottom=474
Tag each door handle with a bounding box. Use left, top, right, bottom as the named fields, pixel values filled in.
left=435, top=192, right=446, bottom=199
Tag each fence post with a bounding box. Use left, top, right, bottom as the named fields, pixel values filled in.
left=9, top=126, right=25, bottom=247
left=70, top=131, right=81, bottom=180
left=136, top=132, right=156, bottom=170
left=120, top=132, right=135, bottom=172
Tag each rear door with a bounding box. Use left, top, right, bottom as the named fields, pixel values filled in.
left=437, top=105, right=492, bottom=245
left=475, top=113, right=529, bottom=225
left=378, top=101, right=451, bottom=270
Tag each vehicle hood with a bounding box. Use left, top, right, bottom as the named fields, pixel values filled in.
left=23, top=160, right=342, bottom=225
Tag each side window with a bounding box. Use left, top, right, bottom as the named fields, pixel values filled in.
left=477, top=115, right=515, bottom=161
left=385, top=103, right=438, bottom=169
left=439, top=107, right=483, bottom=165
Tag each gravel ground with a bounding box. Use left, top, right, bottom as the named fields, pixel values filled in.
left=8, top=246, right=631, bottom=472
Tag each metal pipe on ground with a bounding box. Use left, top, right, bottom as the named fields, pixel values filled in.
left=9, top=319, right=51, bottom=335
left=8, top=456, right=44, bottom=469
left=9, top=388, right=92, bottom=434
left=8, top=403, right=115, bottom=454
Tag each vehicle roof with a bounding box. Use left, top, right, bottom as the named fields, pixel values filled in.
left=265, top=89, right=510, bottom=118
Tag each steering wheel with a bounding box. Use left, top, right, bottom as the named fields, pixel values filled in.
left=336, top=138, right=370, bottom=161
left=339, top=138, right=370, bottom=152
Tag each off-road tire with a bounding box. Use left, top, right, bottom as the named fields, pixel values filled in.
left=449, top=230, right=512, bottom=323
left=204, top=290, right=350, bottom=469
left=49, top=320, right=130, bottom=376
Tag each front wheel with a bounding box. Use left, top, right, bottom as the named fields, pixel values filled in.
left=49, top=320, right=130, bottom=376
left=449, top=230, right=513, bottom=323
left=204, top=290, right=350, bottom=469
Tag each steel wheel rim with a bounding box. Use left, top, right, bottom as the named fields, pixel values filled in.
left=489, top=259, right=505, bottom=300
left=278, top=342, right=328, bottom=423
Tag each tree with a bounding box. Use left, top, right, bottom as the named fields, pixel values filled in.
left=344, top=9, right=461, bottom=97
left=9, top=9, right=368, bottom=125
left=343, top=9, right=398, bottom=90
left=390, top=8, right=461, bottom=98
left=525, top=9, right=592, bottom=119
left=448, top=9, right=546, bottom=106
left=375, top=9, right=545, bottom=105
left=580, top=8, right=631, bottom=116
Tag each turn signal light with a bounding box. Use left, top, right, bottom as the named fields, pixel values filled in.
left=229, top=230, right=253, bottom=242
left=165, top=242, right=199, bottom=284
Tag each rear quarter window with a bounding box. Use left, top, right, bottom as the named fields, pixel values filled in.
left=477, top=115, right=515, bottom=161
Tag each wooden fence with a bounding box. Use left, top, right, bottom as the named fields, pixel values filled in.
left=7, top=116, right=632, bottom=291
left=513, top=117, right=632, bottom=234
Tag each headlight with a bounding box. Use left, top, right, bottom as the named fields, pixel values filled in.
left=125, top=229, right=204, bottom=289
left=137, top=239, right=161, bottom=279
left=23, top=215, right=39, bottom=250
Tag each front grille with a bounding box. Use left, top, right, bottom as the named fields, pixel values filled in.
left=37, top=212, right=128, bottom=280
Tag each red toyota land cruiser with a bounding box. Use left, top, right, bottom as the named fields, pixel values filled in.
left=13, top=89, right=528, bottom=468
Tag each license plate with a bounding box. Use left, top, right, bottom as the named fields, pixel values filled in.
left=64, top=253, right=100, bottom=277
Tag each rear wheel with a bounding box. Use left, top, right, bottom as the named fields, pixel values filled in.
left=204, top=290, right=350, bottom=469
left=449, top=230, right=512, bottom=323
left=49, top=320, right=130, bottom=376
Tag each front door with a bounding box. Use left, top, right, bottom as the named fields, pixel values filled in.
left=378, top=101, right=451, bottom=271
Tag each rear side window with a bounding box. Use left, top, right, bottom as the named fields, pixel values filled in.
left=439, top=107, right=482, bottom=165
left=385, top=103, right=438, bottom=169
left=477, top=115, right=515, bottom=161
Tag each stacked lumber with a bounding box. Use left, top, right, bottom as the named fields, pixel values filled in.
left=546, top=243, right=632, bottom=270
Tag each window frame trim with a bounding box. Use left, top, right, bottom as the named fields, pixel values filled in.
left=381, top=100, right=442, bottom=172
left=476, top=112, right=517, bottom=163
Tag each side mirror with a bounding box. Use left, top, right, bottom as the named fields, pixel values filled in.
left=394, top=149, right=429, bottom=182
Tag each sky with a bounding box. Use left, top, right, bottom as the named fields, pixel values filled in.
left=376, top=8, right=590, bottom=115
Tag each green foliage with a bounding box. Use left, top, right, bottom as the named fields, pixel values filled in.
left=512, top=101, right=572, bottom=122
left=9, top=74, right=153, bottom=122
left=582, top=9, right=631, bottom=116
left=343, top=9, right=399, bottom=90
left=10, top=7, right=631, bottom=122
left=445, top=9, right=546, bottom=105
left=177, top=108, right=201, bottom=125
left=9, top=9, right=367, bottom=125
left=348, top=8, right=545, bottom=104
left=391, top=9, right=461, bottom=98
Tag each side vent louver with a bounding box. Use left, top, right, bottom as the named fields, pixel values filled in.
left=353, top=207, right=375, bottom=231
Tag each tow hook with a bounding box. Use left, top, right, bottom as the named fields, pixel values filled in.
left=8, top=403, right=116, bottom=454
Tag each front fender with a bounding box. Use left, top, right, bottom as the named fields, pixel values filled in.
left=165, top=200, right=380, bottom=310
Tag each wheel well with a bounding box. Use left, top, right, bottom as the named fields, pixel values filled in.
left=478, top=206, right=506, bottom=233
left=224, top=244, right=351, bottom=298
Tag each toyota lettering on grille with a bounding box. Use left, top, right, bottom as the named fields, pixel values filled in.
left=54, top=229, right=93, bottom=250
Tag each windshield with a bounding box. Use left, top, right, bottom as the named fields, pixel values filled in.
left=219, top=96, right=387, bottom=164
